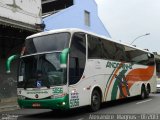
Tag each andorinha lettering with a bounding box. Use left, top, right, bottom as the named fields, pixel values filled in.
left=106, top=61, right=132, bottom=70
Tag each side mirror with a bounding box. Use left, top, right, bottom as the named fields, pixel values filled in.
left=6, top=55, right=19, bottom=74
left=60, top=48, right=69, bottom=68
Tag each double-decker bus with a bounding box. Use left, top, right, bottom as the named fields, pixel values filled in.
left=6, top=28, right=156, bottom=111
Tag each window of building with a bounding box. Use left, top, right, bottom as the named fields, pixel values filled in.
left=84, top=10, right=90, bottom=26
left=42, top=0, right=74, bottom=16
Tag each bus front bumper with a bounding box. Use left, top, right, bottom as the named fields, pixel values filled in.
left=17, top=95, right=69, bottom=110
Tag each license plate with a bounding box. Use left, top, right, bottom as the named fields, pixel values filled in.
left=32, top=103, right=41, bottom=107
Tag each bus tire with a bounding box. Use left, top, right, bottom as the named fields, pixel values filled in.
left=90, top=90, right=101, bottom=112
left=140, top=85, right=146, bottom=99
left=146, top=85, right=150, bottom=98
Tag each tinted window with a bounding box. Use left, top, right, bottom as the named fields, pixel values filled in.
left=101, top=39, right=115, bottom=59
left=87, top=34, right=154, bottom=65
left=102, top=39, right=127, bottom=61
left=114, top=43, right=127, bottom=61
left=125, top=46, right=154, bottom=65
left=25, top=32, right=70, bottom=54
left=69, top=33, right=86, bottom=85
left=18, top=52, right=67, bottom=88
left=88, top=35, right=102, bottom=58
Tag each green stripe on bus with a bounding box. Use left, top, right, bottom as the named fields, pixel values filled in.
left=111, top=80, right=119, bottom=100
left=103, top=68, right=116, bottom=101
left=111, top=70, right=128, bottom=100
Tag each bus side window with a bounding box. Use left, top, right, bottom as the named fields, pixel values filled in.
left=88, top=35, right=102, bottom=59
left=69, top=32, right=86, bottom=85
left=147, top=53, right=155, bottom=66
left=114, top=44, right=127, bottom=62
left=69, top=57, right=80, bottom=85
left=101, top=39, right=114, bottom=59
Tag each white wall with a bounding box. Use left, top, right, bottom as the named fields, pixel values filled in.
left=0, top=0, right=42, bottom=25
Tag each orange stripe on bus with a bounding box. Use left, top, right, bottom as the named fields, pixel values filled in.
left=119, top=66, right=155, bottom=98
left=126, top=66, right=154, bottom=82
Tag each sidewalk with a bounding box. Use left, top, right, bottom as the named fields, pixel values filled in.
left=0, top=97, right=19, bottom=112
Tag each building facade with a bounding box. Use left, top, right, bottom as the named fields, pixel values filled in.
left=42, top=0, right=111, bottom=37
left=0, top=0, right=42, bottom=99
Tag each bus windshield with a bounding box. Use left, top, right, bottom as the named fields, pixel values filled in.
left=25, top=32, right=70, bottom=55
left=18, top=52, right=67, bottom=88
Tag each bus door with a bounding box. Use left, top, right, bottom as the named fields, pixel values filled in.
left=68, top=32, right=86, bottom=108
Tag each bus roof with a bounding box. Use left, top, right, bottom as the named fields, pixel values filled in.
left=26, top=28, right=153, bottom=55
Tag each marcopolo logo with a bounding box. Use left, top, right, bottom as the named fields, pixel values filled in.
left=106, top=61, right=132, bottom=70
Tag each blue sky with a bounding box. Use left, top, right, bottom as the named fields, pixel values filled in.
left=95, top=0, right=160, bottom=53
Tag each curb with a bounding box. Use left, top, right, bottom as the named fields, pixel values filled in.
left=0, top=104, right=19, bottom=112
left=0, top=97, right=17, bottom=103
left=0, top=97, right=19, bottom=112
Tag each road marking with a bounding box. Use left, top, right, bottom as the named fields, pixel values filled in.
left=136, top=99, right=152, bottom=105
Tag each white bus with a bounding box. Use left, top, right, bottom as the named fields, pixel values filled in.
left=7, top=28, right=156, bottom=111
left=154, top=54, right=160, bottom=92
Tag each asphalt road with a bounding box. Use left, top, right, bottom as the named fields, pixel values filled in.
left=1, top=93, right=160, bottom=120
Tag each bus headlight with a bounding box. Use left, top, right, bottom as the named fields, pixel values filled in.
left=62, top=102, right=66, bottom=105
left=18, top=95, right=26, bottom=100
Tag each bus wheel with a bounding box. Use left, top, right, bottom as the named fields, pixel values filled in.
left=146, top=85, right=150, bottom=98
left=140, top=86, right=146, bottom=99
left=90, top=90, right=101, bottom=112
